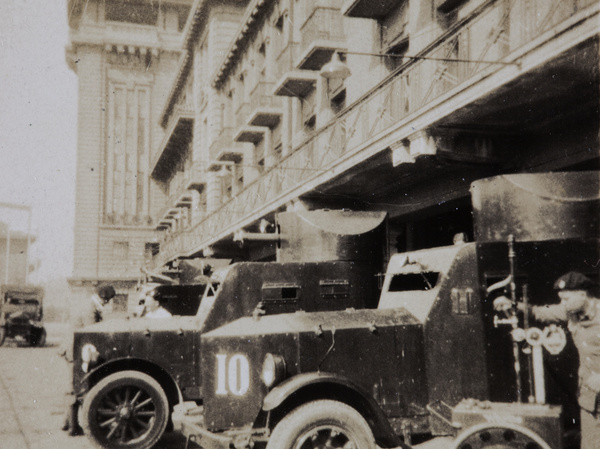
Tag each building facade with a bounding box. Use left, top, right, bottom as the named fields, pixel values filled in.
left=67, top=0, right=599, bottom=307
left=151, top=0, right=599, bottom=269
left=66, top=0, right=192, bottom=308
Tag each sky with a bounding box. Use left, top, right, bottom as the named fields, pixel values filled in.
left=0, top=0, right=78, bottom=282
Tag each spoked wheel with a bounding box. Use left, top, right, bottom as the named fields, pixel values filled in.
left=266, top=400, right=376, bottom=449
left=82, top=371, right=169, bottom=449
left=452, top=423, right=553, bottom=449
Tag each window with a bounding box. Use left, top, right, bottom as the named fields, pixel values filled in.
left=145, top=242, right=160, bottom=260
left=385, top=38, right=409, bottom=72
left=261, top=283, right=301, bottom=314
left=112, top=294, right=128, bottom=313
left=388, top=272, right=440, bottom=292
left=105, top=1, right=158, bottom=25
left=304, top=114, right=316, bottom=134
left=273, top=143, right=283, bottom=162
left=105, top=84, right=151, bottom=225
left=320, top=280, right=350, bottom=300
left=262, top=283, right=300, bottom=301
left=330, top=89, right=346, bottom=115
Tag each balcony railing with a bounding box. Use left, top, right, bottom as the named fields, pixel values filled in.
left=299, top=7, right=346, bottom=69
left=248, top=81, right=283, bottom=127
left=209, top=126, right=235, bottom=161
left=304, top=0, right=344, bottom=15
left=183, top=161, right=205, bottom=191
left=275, top=42, right=300, bottom=80
left=235, top=102, right=251, bottom=129
left=250, top=81, right=282, bottom=112
left=151, top=0, right=597, bottom=267
left=274, top=42, right=319, bottom=97
left=154, top=160, right=204, bottom=229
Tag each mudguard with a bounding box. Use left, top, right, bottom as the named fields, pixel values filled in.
left=262, top=371, right=405, bottom=448
left=79, top=357, right=184, bottom=404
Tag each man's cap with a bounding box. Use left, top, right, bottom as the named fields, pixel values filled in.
left=96, top=284, right=116, bottom=301
left=554, top=272, right=595, bottom=291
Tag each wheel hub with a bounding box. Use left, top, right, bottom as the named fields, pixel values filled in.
left=297, top=426, right=355, bottom=449
left=456, top=427, right=546, bottom=449
left=118, top=404, right=132, bottom=419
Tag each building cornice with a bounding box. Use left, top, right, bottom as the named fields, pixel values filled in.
left=211, top=0, right=273, bottom=89
left=67, top=21, right=185, bottom=53
left=159, top=51, right=193, bottom=127
left=157, top=0, right=207, bottom=129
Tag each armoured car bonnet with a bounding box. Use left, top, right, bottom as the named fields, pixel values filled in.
left=203, top=307, right=421, bottom=340
left=472, top=171, right=600, bottom=242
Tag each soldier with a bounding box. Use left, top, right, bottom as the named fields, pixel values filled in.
left=495, top=272, right=600, bottom=449
left=61, top=284, right=115, bottom=435
left=144, top=288, right=172, bottom=319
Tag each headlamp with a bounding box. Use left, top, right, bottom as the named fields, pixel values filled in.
left=261, top=353, right=286, bottom=387
left=81, top=343, right=99, bottom=373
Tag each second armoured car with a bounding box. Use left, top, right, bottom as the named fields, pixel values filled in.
left=71, top=209, right=387, bottom=449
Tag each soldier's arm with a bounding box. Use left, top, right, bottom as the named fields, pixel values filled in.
left=529, top=303, right=567, bottom=323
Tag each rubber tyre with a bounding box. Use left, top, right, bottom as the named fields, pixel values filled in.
left=451, top=423, right=553, bottom=449
left=266, top=400, right=376, bottom=449
left=0, top=326, right=5, bottom=346
left=30, top=328, right=46, bottom=347
left=82, top=370, right=169, bottom=449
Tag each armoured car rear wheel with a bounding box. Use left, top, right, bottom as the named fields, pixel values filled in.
left=452, top=423, right=553, bottom=449
left=266, top=400, right=376, bottom=449
left=82, top=371, right=169, bottom=449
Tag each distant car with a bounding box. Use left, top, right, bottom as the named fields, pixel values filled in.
left=0, top=285, right=45, bottom=347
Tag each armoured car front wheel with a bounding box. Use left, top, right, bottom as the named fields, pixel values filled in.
left=82, top=371, right=169, bottom=449
left=266, top=399, right=376, bottom=449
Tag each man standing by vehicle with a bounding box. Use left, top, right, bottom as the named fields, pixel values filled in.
left=61, top=284, right=115, bottom=435
left=495, top=272, right=600, bottom=449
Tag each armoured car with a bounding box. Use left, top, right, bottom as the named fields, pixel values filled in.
left=71, top=209, right=387, bottom=449
left=173, top=171, right=600, bottom=449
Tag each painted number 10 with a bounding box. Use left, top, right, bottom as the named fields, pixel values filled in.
left=215, top=354, right=250, bottom=396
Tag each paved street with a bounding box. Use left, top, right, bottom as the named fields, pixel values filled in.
left=0, top=323, right=194, bottom=449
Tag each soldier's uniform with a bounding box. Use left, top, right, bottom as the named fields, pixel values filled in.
left=530, top=273, right=600, bottom=449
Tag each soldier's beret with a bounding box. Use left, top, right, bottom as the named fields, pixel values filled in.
left=553, top=272, right=595, bottom=291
